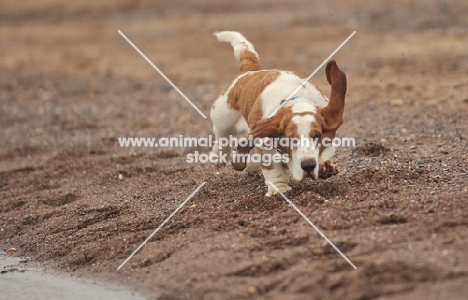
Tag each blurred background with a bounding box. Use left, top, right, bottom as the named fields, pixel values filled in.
left=1, top=0, right=467, bottom=170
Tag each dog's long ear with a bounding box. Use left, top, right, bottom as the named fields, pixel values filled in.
left=249, top=116, right=283, bottom=138
left=322, top=60, right=346, bottom=130
left=231, top=116, right=283, bottom=171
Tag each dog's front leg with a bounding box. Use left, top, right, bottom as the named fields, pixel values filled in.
left=318, top=146, right=339, bottom=179
left=319, top=160, right=339, bottom=179
left=243, top=147, right=260, bottom=175
left=260, top=150, right=291, bottom=197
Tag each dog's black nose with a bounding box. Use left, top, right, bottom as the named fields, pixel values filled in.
left=301, top=159, right=316, bottom=172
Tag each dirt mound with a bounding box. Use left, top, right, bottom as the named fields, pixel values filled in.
left=353, top=142, right=390, bottom=157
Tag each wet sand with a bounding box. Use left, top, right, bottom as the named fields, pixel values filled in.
left=0, top=253, right=146, bottom=300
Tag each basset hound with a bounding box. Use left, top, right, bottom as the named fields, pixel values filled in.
left=210, top=31, right=347, bottom=196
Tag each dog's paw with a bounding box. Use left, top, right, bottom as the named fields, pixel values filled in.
left=266, top=183, right=291, bottom=197
left=210, top=151, right=227, bottom=169
left=319, top=160, right=339, bottom=179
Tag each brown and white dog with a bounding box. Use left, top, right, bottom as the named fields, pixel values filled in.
left=210, top=31, right=347, bottom=196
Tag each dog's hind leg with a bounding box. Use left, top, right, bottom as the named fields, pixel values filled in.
left=210, top=94, right=242, bottom=167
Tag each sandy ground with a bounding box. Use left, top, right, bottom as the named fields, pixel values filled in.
left=1, top=0, right=468, bottom=299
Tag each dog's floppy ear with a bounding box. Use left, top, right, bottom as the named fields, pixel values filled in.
left=249, top=116, right=284, bottom=138
left=322, top=60, right=346, bottom=131
left=231, top=116, right=283, bottom=171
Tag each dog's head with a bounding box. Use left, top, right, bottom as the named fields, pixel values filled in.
left=233, top=60, right=346, bottom=181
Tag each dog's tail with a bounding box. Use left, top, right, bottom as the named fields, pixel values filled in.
left=214, top=31, right=261, bottom=72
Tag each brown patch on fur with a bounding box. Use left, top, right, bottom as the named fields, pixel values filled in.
left=249, top=106, right=295, bottom=138
left=239, top=48, right=261, bottom=72
left=226, top=70, right=281, bottom=127
left=308, top=121, right=323, bottom=138
left=281, top=114, right=299, bottom=139
left=291, top=111, right=315, bottom=117
left=319, top=60, right=347, bottom=155
left=218, top=82, right=231, bottom=98
left=322, top=60, right=346, bottom=131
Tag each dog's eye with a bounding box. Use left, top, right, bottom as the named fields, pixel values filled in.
left=312, top=134, right=321, bottom=140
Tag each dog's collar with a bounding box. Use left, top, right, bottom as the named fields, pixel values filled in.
left=279, top=96, right=300, bottom=105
